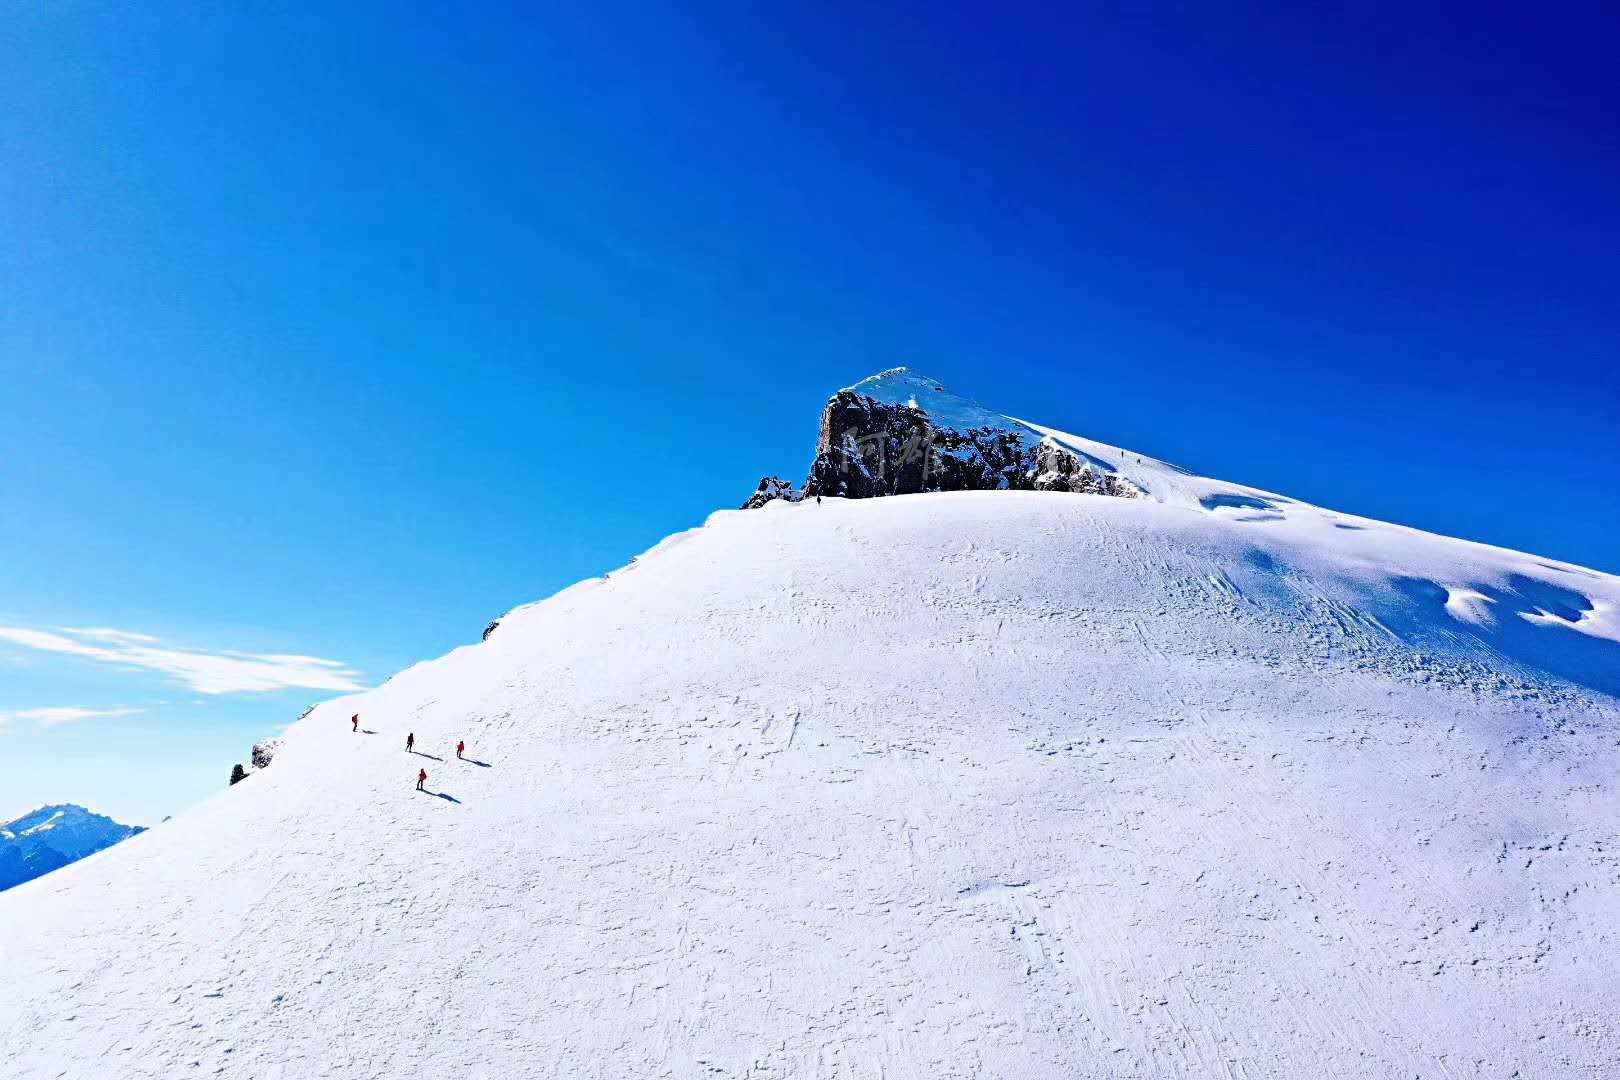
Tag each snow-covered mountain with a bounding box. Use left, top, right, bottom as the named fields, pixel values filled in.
left=3, top=371, right=1618, bottom=1078
left=0, top=804, right=144, bottom=892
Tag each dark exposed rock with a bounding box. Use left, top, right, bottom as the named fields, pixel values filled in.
left=228, top=736, right=284, bottom=786
left=755, top=380, right=1140, bottom=504
left=741, top=475, right=801, bottom=510
left=805, top=391, right=1033, bottom=499
left=228, top=712, right=295, bottom=787
left=483, top=618, right=502, bottom=642
left=250, top=739, right=282, bottom=771
left=1032, top=437, right=1140, bottom=498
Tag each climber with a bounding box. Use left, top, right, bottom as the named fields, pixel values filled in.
left=456, top=740, right=465, bottom=759
left=417, top=768, right=427, bottom=792
left=406, top=732, right=415, bottom=753
left=351, top=713, right=359, bottom=733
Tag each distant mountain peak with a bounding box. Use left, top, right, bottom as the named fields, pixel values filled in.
left=0, top=803, right=144, bottom=892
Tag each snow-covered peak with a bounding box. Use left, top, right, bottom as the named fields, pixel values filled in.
left=829, top=368, right=1341, bottom=517
left=2, top=804, right=140, bottom=849
left=6, top=372, right=1620, bottom=1077
left=5, top=804, right=87, bottom=839
left=796, top=368, right=1276, bottom=510
left=842, top=367, right=1029, bottom=436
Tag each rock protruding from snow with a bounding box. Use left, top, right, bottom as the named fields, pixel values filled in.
left=740, top=475, right=801, bottom=510
left=752, top=368, right=1138, bottom=504
left=1032, top=436, right=1140, bottom=498
left=250, top=739, right=283, bottom=771
left=227, top=736, right=286, bottom=788
left=803, top=388, right=1030, bottom=497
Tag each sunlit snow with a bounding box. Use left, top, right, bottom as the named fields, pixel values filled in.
left=3, top=379, right=1616, bottom=1078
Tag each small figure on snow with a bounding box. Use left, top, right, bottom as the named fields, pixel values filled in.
left=416, top=768, right=427, bottom=792
left=352, top=713, right=359, bottom=733
left=456, top=740, right=465, bottom=760
left=406, top=732, right=415, bottom=753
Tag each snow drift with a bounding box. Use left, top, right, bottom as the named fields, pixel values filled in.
left=2, top=374, right=1618, bottom=1079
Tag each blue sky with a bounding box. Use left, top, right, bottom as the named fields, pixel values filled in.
left=3, top=4, right=1616, bottom=824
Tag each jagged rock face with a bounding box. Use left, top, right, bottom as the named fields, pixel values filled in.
left=741, top=475, right=800, bottom=510
left=771, top=387, right=1138, bottom=503
left=801, top=391, right=1039, bottom=498
left=1032, top=438, right=1140, bottom=498
left=797, top=395, right=1036, bottom=501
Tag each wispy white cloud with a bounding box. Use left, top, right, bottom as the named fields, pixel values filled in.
left=58, top=627, right=162, bottom=644
left=0, top=706, right=145, bottom=727
left=0, top=625, right=367, bottom=695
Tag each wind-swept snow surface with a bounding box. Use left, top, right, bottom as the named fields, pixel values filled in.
left=3, top=490, right=1619, bottom=1077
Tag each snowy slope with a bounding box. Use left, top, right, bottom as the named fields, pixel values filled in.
left=3, top=413, right=1619, bottom=1077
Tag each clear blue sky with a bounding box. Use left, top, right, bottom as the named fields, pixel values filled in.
left=3, top=4, right=1616, bottom=824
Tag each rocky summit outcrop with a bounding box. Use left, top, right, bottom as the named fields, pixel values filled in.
left=741, top=475, right=801, bottom=510
left=748, top=369, right=1140, bottom=505
left=804, top=389, right=1036, bottom=499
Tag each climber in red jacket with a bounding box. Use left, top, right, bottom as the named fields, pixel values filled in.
left=456, top=740, right=465, bottom=759
left=352, top=713, right=359, bottom=733
left=417, top=768, right=427, bottom=791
